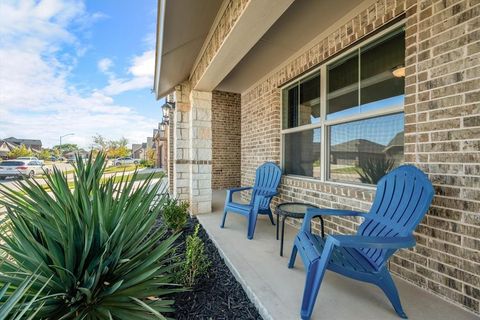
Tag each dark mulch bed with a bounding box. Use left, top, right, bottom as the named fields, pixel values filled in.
left=159, top=217, right=262, bottom=320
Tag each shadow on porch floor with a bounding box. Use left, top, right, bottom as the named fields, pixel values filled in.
left=195, top=190, right=478, bottom=320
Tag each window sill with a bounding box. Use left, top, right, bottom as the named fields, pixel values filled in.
left=282, top=174, right=376, bottom=192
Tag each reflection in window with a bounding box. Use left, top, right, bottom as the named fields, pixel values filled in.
left=326, top=29, right=405, bottom=120
left=360, top=30, right=405, bottom=112
left=284, top=129, right=321, bottom=178
left=327, top=53, right=359, bottom=120
left=300, top=75, right=321, bottom=126
left=283, top=85, right=299, bottom=129
left=329, top=113, right=404, bottom=184
left=282, top=73, right=320, bottom=129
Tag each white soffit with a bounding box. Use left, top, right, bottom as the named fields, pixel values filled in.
left=154, top=0, right=223, bottom=99
left=216, top=0, right=366, bottom=93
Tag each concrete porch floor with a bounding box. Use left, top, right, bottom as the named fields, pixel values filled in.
left=196, top=191, right=478, bottom=320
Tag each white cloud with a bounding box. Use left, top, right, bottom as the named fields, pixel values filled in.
left=0, top=0, right=157, bottom=148
left=98, top=58, right=113, bottom=73
left=102, top=50, right=155, bottom=96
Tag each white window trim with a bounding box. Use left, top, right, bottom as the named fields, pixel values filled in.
left=280, top=20, right=406, bottom=187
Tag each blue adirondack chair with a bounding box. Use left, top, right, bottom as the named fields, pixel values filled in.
left=288, top=165, right=434, bottom=319
left=220, top=162, right=282, bottom=239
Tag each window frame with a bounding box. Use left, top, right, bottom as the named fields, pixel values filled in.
left=280, top=21, right=406, bottom=186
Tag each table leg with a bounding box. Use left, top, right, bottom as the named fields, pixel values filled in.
left=320, top=216, right=325, bottom=238
left=276, top=213, right=279, bottom=240
left=280, top=216, right=286, bottom=256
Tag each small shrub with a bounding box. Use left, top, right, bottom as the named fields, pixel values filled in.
left=162, top=196, right=189, bottom=233
left=179, top=224, right=210, bottom=288
left=140, top=159, right=155, bottom=168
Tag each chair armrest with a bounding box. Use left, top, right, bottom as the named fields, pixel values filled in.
left=226, top=187, right=252, bottom=202
left=301, top=208, right=365, bottom=232
left=329, top=235, right=416, bottom=249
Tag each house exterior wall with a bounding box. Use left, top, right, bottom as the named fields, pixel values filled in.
left=240, top=0, right=479, bottom=314
left=212, top=90, right=241, bottom=189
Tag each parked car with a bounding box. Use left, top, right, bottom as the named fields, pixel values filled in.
left=17, top=157, right=44, bottom=165
left=113, top=157, right=140, bottom=166
left=49, top=156, right=57, bottom=162
left=0, top=160, right=47, bottom=180
left=67, top=156, right=83, bottom=164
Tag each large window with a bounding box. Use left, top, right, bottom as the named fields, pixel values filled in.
left=281, top=26, right=405, bottom=185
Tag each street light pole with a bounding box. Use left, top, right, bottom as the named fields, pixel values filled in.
left=59, top=133, right=74, bottom=157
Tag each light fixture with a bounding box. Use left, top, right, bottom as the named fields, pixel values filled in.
left=159, top=120, right=167, bottom=131
left=392, top=65, right=405, bottom=78
left=161, top=102, right=175, bottom=126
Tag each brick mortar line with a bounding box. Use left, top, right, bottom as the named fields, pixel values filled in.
left=431, top=194, right=480, bottom=203
left=418, top=65, right=479, bottom=84
left=416, top=78, right=480, bottom=95
left=416, top=11, right=479, bottom=44
left=391, top=265, right=480, bottom=314
left=390, top=260, right=475, bottom=295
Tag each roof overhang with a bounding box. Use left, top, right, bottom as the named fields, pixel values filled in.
left=153, top=0, right=223, bottom=99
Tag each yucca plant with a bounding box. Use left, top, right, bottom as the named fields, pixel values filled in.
left=0, top=153, right=181, bottom=319
left=356, top=157, right=396, bottom=184
left=0, top=268, right=49, bottom=320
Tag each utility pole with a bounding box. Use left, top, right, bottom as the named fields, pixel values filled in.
left=59, top=133, right=74, bottom=157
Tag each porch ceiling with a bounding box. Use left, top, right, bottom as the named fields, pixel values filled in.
left=154, top=0, right=223, bottom=99
left=216, top=0, right=365, bottom=93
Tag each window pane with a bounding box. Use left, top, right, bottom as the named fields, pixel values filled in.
left=284, top=129, right=321, bottom=178
left=299, top=74, right=320, bottom=126
left=329, top=113, right=404, bottom=184
left=327, top=53, right=359, bottom=120
left=282, top=85, right=299, bottom=129
left=360, top=30, right=405, bottom=112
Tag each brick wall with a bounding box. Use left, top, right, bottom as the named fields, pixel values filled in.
left=212, top=90, right=241, bottom=189
left=240, top=0, right=479, bottom=314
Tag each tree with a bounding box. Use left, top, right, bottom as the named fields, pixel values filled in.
left=92, top=134, right=108, bottom=151
left=39, top=149, right=51, bottom=160
left=118, top=137, right=129, bottom=147
left=53, top=148, right=61, bottom=158
left=109, top=145, right=130, bottom=158
left=7, top=145, right=33, bottom=159
left=52, top=144, right=78, bottom=153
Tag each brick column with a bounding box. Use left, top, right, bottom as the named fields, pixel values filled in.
left=188, top=90, right=213, bottom=214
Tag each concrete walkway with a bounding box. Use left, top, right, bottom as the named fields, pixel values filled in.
left=197, top=191, right=478, bottom=320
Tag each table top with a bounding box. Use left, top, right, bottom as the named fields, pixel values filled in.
left=275, top=202, right=318, bottom=218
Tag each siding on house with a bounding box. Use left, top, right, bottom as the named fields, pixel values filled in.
left=240, top=0, right=480, bottom=314
left=212, top=90, right=241, bottom=189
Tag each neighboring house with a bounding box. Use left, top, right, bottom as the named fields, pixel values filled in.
left=153, top=0, right=480, bottom=314
left=3, top=137, right=42, bottom=152
left=146, top=137, right=153, bottom=150
left=64, top=150, right=89, bottom=159
left=132, top=143, right=146, bottom=160
left=330, top=139, right=385, bottom=167
left=152, top=125, right=168, bottom=168
left=384, top=131, right=404, bottom=164
left=0, top=140, right=17, bottom=159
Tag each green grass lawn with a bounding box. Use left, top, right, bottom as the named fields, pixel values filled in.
left=104, top=164, right=143, bottom=174
left=1, top=171, right=166, bottom=196
left=330, top=166, right=363, bottom=174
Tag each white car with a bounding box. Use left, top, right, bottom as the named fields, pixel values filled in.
left=17, top=157, right=44, bottom=165
left=113, top=157, right=140, bottom=166
left=0, top=160, right=46, bottom=180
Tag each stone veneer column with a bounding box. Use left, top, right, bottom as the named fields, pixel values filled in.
left=188, top=90, right=212, bottom=214
left=171, top=83, right=191, bottom=201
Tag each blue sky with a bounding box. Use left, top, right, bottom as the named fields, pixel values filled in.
left=0, top=0, right=162, bottom=148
